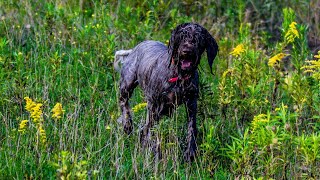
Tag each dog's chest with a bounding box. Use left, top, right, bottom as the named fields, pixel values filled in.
left=161, top=80, right=198, bottom=105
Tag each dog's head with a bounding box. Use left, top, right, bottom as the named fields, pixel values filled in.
left=168, top=23, right=218, bottom=74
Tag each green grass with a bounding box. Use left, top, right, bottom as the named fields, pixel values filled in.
left=1, top=0, right=320, bottom=179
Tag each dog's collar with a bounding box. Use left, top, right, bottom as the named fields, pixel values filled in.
left=169, top=75, right=191, bottom=83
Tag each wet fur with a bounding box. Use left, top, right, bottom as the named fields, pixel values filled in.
left=115, top=23, right=218, bottom=161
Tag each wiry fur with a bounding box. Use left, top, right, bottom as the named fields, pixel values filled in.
left=115, top=23, right=218, bottom=162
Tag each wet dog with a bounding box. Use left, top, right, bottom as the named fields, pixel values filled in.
left=114, top=23, right=218, bottom=161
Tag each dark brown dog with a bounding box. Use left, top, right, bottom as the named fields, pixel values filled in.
left=114, top=23, right=218, bottom=161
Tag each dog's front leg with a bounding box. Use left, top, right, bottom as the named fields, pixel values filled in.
left=184, top=98, right=198, bottom=162
left=140, top=103, right=162, bottom=158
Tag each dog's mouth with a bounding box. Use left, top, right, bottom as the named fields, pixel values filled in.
left=180, top=59, right=193, bottom=70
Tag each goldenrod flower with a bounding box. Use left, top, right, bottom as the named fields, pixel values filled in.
left=38, top=125, right=47, bottom=144
left=24, top=97, right=43, bottom=124
left=222, top=68, right=234, bottom=79
left=31, top=103, right=43, bottom=123
left=275, top=104, right=288, bottom=112
left=268, top=53, right=289, bottom=67
left=230, top=44, right=245, bottom=57
left=302, top=60, right=320, bottom=69
left=132, top=102, right=147, bottom=113
left=24, top=97, right=36, bottom=113
left=23, top=97, right=47, bottom=146
left=110, top=112, right=116, bottom=121
left=251, top=114, right=269, bottom=133
left=18, top=120, right=29, bottom=134
left=302, top=69, right=315, bottom=73
left=314, top=51, right=320, bottom=59
left=301, top=51, right=320, bottom=79
left=52, top=103, right=64, bottom=120
left=285, top=22, right=299, bottom=43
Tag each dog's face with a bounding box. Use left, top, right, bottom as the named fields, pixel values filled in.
left=168, top=23, right=218, bottom=74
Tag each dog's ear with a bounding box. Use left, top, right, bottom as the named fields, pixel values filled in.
left=167, top=29, right=176, bottom=67
left=168, top=23, right=188, bottom=68
left=205, top=30, right=218, bottom=74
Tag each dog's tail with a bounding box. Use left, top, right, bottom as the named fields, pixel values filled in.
left=114, top=49, right=133, bottom=72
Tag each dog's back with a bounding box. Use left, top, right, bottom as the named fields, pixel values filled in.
left=114, top=41, right=168, bottom=69
left=114, top=40, right=170, bottom=89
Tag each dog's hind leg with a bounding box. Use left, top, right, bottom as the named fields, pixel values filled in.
left=118, top=66, right=138, bottom=134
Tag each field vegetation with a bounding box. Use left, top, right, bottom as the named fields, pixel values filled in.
left=0, top=0, right=320, bottom=179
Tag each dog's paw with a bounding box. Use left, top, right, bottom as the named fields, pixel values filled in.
left=184, top=147, right=196, bottom=162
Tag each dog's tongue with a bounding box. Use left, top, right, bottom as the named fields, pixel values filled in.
left=181, top=60, right=192, bottom=69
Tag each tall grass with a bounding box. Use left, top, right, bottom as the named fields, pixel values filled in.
left=0, top=0, right=319, bottom=179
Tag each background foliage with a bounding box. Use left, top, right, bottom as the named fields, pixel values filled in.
left=0, top=0, right=319, bottom=179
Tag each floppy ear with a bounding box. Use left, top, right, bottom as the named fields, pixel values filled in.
left=167, top=30, right=176, bottom=67
left=205, top=31, right=219, bottom=74
left=168, top=23, right=188, bottom=68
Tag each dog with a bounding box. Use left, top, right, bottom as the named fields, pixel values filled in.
left=114, top=23, right=218, bottom=161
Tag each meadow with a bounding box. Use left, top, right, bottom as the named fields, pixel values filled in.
left=0, top=0, right=320, bottom=179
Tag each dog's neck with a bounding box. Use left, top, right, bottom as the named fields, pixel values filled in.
left=169, top=57, right=196, bottom=83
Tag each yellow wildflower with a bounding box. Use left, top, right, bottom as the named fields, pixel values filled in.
left=24, top=97, right=43, bottom=124
left=314, top=51, right=320, bottom=59
left=132, top=102, right=147, bottom=113
left=285, top=22, right=299, bottom=43
left=251, top=114, right=269, bottom=133
left=24, top=97, right=36, bottom=113
left=52, top=103, right=65, bottom=120
left=222, top=68, right=234, bottom=79
left=38, top=125, right=47, bottom=144
left=268, top=53, right=289, bottom=67
left=230, top=44, right=245, bottom=57
left=31, top=103, right=43, bottom=123
left=301, top=51, right=320, bottom=79
left=18, top=120, right=29, bottom=134
left=110, top=112, right=116, bottom=121
left=303, top=60, right=320, bottom=68
left=303, top=69, right=315, bottom=73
